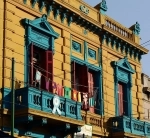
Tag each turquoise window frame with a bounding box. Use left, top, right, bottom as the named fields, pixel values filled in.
left=111, top=57, right=135, bottom=117
left=70, top=40, right=103, bottom=115
left=22, top=14, right=59, bottom=86
left=72, top=41, right=81, bottom=53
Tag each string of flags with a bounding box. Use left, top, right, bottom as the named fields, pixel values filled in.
left=32, top=68, right=99, bottom=112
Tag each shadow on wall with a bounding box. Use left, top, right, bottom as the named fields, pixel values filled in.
left=0, top=89, right=2, bottom=109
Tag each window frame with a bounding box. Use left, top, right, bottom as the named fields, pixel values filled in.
left=71, top=57, right=103, bottom=115
left=112, top=57, right=135, bottom=117
left=23, top=15, right=59, bottom=86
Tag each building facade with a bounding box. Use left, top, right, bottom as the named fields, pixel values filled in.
left=0, top=0, right=150, bottom=137
left=141, top=73, right=150, bottom=123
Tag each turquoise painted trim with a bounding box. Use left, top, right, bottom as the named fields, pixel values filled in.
left=84, top=41, right=88, bottom=63
left=88, top=48, right=96, bottom=60
left=112, top=57, right=135, bottom=117
left=79, top=5, right=89, bottom=15
left=114, top=66, right=119, bottom=116
left=23, top=14, right=59, bottom=38
left=23, top=14, right=60, bottom=85
left=72, top=41, right=81, bottom=53
left=99, top=48, right=103, bottom=115
left=32, top=0, right=38, bottom=8
left=98, top=48, right=101, bottom=67
left=2, top=87, right=82, bottom=120
left=71, top=56, right=101, bottom=72
left=132, top=22, right=140, bottom=36
left=23, top=0, right=27, bottom=4
left=39, top=1, right=45, bottom=12
left=47, top=5, right=53, bottom=17
left=71, top=42, right=102, bottom=115
left=61, top=12, right=66, bottom=23
left=112, top=116, right=150, bottom=136
left=70, top=35, right=72, bottom=56
left=24, top=38, right=27, bottom=87
left=83, top=29, right=88, bottom=35
left=100, top=0, right=108, bottom=14
left=1, top=88, right=11, bottom=109
left=129, top=73, right=133, bottom=117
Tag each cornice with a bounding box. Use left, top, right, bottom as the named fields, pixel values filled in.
left=7, top=0, right=148, bottom=57
left=54, top=0, right=148, bottom=54
left=6, top=0, right=101, bottom=47
left=103, top=26, right=148, bottom=54
left=102, top=45, right=142, bottom=67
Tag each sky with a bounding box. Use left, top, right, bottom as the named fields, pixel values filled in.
left=84, top=0, right=150, bottom=76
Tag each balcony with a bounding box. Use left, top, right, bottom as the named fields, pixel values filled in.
left=112, top=116, right=150, bottom=137
left=14, top=87, right=82, bottom=121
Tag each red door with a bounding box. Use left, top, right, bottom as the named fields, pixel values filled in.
left=88, top=71, right=94, bottom=113
left=44, top=51, right=53, bottom=92
left=88, top=71, right=94, bottom=98
left=118, top=83, right=124, bottom=116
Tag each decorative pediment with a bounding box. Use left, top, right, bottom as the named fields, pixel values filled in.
left=112, top=57, right=135, bottom=73
left=23, top=14, right=59, bottom=52
left=23, top=14, right=59, bottom=38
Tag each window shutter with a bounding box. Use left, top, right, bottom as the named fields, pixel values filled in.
left=80, top=65, right=88, bottom=93
left=71, top=61, right=75, bottom=89
left=118, top=83, right=124, bottom=116
left=88, top=71, right=94, bottom=98
left=45, top=51, right=53, bottom=92
left=30, top=43, right=34, bottom=86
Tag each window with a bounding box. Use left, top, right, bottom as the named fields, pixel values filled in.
left=143, top=92, right=150, bottom=120
left=71, top=61, right=99, bottom=113
left=111, top=57, right=135, bottom=117
left=29, top=43, right=53, bottom=92
left=118, top=82, right=128, bottom=116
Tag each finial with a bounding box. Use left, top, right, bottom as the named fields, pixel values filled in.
left=100, top=0, right=108, bottom=14
left=42, top=14, right=47, bottom=20
left=130, top=21, right=140, bottom=36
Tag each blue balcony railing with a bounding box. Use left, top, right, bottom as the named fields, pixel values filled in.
left=112, top=116, right=150, bottom=136
left=14, top=87, right=82, bottom=120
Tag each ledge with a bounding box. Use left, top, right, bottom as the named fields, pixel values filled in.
left=2, top=87, right=84, bottom=126
left=111, top=116, right=150, bottom=137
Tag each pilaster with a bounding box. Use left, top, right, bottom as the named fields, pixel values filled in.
left=62, top=30, right=71, bottom=88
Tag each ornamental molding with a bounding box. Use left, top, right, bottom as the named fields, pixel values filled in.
left=79, top=5, right=89, bottom=14
left=72, top=41, right=81, bottom=53
left=9, top=0, right=148, bottom=55
left=88, top=48, right=96, bottom=60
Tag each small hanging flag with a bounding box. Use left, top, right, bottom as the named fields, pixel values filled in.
left=64, top=86, right=71, bottom=99
left=72, top=89, right=78, bottom=101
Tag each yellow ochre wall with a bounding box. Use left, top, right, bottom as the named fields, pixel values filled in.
left=0, top=0, right=147, bottom=137
left=102, top=40, right=144, bottom=119
left=2, top=0, right=102, bottom=90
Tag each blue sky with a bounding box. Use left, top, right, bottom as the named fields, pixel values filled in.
left=84, top=0, right=150, bottom=76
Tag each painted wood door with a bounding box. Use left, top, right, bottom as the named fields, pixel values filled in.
left=88, top=71, right=94, bottom=98
left=45, top=51, right=53, bottom=92
left=118, top=83, right=124, bottom=116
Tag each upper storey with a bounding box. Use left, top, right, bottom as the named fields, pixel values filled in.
left=20, top=0, right=148, bottom=56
